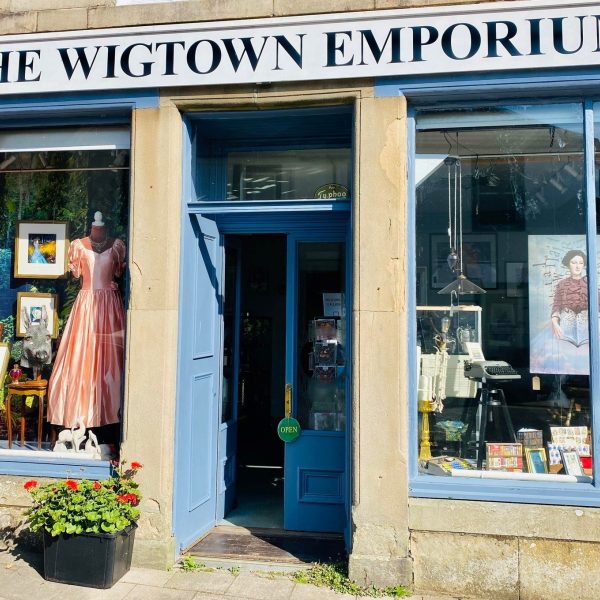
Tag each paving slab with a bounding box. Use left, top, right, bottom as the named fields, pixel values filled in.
left=122, top=566, right=173, bottom=587
left=225, top=572, right=296, bottom=600
left=124, top=584, right=197, bottom=600
left=193, top=594, right=249, bottom=600
left=0, top=569, right=48, bottom=600
left=43, top=580, right=135, bottom=600
left=165, top=570, right=236, bottom=593
left=291, top=582, right=356, bottom=599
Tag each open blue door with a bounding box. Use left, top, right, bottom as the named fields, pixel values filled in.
left=173, top=213, right=223, bottom=551
left=284, top=236, right=349, bottom=533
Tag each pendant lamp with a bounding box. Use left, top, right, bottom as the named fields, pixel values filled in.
left=438, top=155, right=486, bottom=296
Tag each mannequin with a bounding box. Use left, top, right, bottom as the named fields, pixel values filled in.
left=88, top=212, right=114, bottom=253
left=48, top=211, right=126, bottom=429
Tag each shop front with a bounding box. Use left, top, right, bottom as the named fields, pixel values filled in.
left=1, top=1, right=600, bottom=598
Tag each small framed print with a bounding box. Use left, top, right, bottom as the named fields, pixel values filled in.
left=0, top=342, right=9, bottom=385
left=16, top=292, right=59, bottom=339
left=560, top=448, right=584, bottom=477
left=14, top=221, right=69, bottom=279
left=525, top=448, right=548, bottom=474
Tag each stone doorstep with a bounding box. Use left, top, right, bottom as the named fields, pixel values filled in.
left=186, top=556, right=312, bottom=573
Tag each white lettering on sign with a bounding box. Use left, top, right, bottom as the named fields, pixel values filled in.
left=0, top=0, right=599, bottom=95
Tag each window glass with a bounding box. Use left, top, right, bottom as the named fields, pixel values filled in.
left=415, top=104, right=593, bottom=481
left=0, top=127, right=130, bottom=458
left=296, top=242, right=346, bottom=431
left=226, top=148, right=351, bottom=201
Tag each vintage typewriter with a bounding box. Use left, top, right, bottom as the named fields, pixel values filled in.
left=463, top=360, right=521, bottom=381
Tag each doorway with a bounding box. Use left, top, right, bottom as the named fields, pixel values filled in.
left=220, top=234, right=287, bottom=529
left=173, top=103, right=353, bottom=555
left=213, top=228, right=350, bottom=534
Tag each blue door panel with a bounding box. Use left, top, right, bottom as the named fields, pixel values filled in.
left=173, top=214, right=222, bottom=552
left=189, top=373, right=214, bottom=509
left=284, top=234, right=349, bottom=534
left=285, top=433, right=346, bottom=532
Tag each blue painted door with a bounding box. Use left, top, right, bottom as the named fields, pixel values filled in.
left=284, top=235, right=349, bottom=533
left=217, top=242, right=241, bottom=519
left=173, top=214, right=223, bottom=551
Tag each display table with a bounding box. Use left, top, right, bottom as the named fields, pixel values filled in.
left=6, top=380, right=48, bottom=450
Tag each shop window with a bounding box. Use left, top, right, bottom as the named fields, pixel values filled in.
left=0, top=126, right=130, bottom=461
left=414, top=104, right=595, bottom=482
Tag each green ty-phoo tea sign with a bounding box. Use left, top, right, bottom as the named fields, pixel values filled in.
left=277, top=417, right=301, bottom=442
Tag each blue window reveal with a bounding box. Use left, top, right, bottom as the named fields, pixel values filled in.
left=377, top=71, right=600, bottom=506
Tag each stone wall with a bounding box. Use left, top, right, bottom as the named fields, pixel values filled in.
left=0, top=0, right=520, bottom=35
left=410, top=498, right=600, bottom=600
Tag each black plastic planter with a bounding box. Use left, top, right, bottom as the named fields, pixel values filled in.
left=43, top=523, right=136, bottom=589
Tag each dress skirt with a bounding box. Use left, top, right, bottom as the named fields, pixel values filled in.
left=47, top=286, right=125, bottom=428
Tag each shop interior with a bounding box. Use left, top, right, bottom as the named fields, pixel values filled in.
left=415, top=105, right=595, bottom=479
left=220, top=234, right=287, bottom=529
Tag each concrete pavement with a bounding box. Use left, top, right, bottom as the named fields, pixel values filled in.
left=0, top=549, right=462, bottom=600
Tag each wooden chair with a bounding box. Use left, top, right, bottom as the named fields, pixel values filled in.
left=6, top=379, right=48, bottom=450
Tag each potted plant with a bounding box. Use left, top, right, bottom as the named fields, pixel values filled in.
left=23, top=460, right=142, bottom=589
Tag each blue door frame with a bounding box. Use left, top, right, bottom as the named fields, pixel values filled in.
left=173, top=204, right=352, bottom=553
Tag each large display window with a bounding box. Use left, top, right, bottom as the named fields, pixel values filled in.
left=0, top=126, right=130, bottom=460
left=414, top=104, right=596, bottom=483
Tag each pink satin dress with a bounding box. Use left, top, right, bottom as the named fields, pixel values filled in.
left=48, top=238, right=126, bottom=428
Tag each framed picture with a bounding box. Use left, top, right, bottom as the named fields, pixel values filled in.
left=16, top=292, right=59, bottom=339
left=416, top=266, right=428, bottom=305
left=525, top=448, right=548, bottom=474
left=560, top=448, right=584, bottom=476
left=0, top=342, right=9, bottom=385
left=14, top=220, right=69, bottom=279
left=506, top=261, right=528, bottom=298
left=430, top=234, right=497, bottom=289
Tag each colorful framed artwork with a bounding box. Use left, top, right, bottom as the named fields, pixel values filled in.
left=560, top=448, right=584, bottom=477
left=0, top=342, right=9, bottom=385
left=430, top=233, right=497, bottom=290
left=14, top=221, right=69, bottom=279
left=525, top=448, right=548, bottom=474
left=16, top=292, right=59, bottom=339
left=505, top=261, right=528, bottom=298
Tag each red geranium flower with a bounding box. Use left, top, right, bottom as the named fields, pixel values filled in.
left=65, top=480, right=78, bottom=491
left=117, top=493, right=138, bottom=505
left=23, top=480, right=37, bottom=490
left=93, top=481, right=102, bottom=490
left=131, top=461, right=143, bottom=470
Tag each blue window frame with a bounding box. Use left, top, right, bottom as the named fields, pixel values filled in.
left=0, top=90, right=158, bottom=480
left=376, top=70, right=600, bottom=506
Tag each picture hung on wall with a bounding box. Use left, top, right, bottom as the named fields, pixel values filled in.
left=528, top=235, right=599, bottom=375
left=430, top=233, right=497, bottom=290
left=505, top=262, right=528, bottom=298
left=14, top=221, right=69, bottom=279
left=16, top=292, right=59, bottom=339
left=0, top=342, right=9, bottom=385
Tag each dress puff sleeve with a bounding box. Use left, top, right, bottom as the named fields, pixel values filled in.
left=68, top=239, right=82, bottom=279
left=112, top=238, right=126, bottom=278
